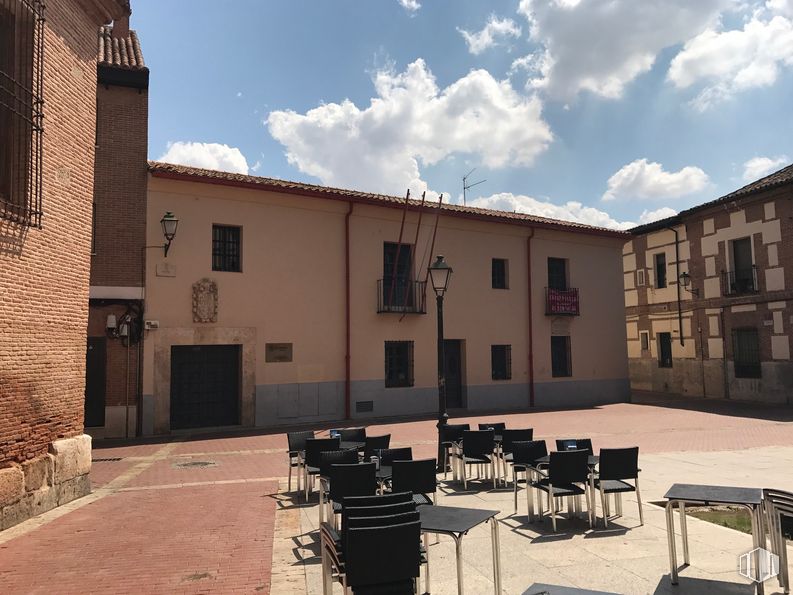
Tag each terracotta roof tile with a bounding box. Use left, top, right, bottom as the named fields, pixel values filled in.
left=98, top=26, right=145, bottom=70
left=147, top=161, right=628, bottom=238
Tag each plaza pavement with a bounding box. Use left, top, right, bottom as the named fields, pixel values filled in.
left=0, top=392, right=792, bottom=594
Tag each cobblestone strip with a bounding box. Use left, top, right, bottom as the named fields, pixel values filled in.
left=270, top=479, right=310, bottom=595
left=0, top=440, right=181, bottom=545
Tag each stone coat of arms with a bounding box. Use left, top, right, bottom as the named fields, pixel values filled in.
left=192, top=278, right=218, bottom=323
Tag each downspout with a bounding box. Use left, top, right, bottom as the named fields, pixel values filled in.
left=666, top=226, right=684, bottom=346
left=344, top=202, right=354, bottom=419
left=526, top=229, right=536, bottom=407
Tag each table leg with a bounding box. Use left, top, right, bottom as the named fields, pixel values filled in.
left=319, top=480, right=325, bottom=525
left=453, top=534, right=464, bottom=595
left=679, top=502, right=690, bottom=565
left=424, top=531, right=431, bottom=595
left=666, top=501, right=678, bottom=585
left=750, top=506, right=766, bottom=595
left=491, top=518, right=502, bottom=594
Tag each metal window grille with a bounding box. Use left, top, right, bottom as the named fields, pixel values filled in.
left=384, top=340, right=414, bottom=388
left=733, top=328, right=761, bottom=378
left=492, top=258, right=507, bottom=289
left=551, top=336, right=572, bottom=377
left=0, top=0, right=44, bottom=228
left=491, top=344, right=511, bottom=380
left=212, top=225, right=241, bottom=272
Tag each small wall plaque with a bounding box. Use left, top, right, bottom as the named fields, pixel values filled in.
left=192, top=278, right=218, bottom=323
left=266, top=343, right=293, bottom=363
left=156, top=262, right=176, bottom=277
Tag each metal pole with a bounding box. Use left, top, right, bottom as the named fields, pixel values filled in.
left=436, top=293, right=448, bottom=473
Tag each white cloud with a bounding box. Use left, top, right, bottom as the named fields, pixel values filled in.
left=637, top=207, right=678, bottom=225
left=516, top=0, right=729, bottom=100
left=236, top=91, right=242, bottom=98
left=158, top=141, right=250, bottom=174
left=251, top=160, right=262, bottom=173
left=768, top=0, right=793, bottom=18
left=602, top=159, right=709, bottom=201
left=458, top=16, right=521, bottom=55
left=668, top=15, right=793, bottom=110
left=267, top=59, right=552, bottom=196
left=398, top=0, right=420, bottom=14
left=743, top=155, right=789, bottom=181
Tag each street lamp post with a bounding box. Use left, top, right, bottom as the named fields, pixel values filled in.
left=428, top=255, right=453, bottom=473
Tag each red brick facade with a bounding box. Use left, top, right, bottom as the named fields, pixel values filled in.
left=0, top=0, right=130, bottom=527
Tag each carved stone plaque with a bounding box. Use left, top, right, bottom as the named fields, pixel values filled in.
left=192, top=278, right=218, bottom=323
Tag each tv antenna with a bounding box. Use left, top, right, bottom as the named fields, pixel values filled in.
left=462, top=168, right=486, bottom=206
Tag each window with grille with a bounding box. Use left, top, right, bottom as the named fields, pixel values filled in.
left=492, top=258, right=508, bottom=289
left=733, top=328, right=761, bottom=378
left=385, top=341, right=413, bottom=388
left=551, top=336, right=572, bottom=377
left=0, top=0, right=44, bottom=228
left=658, top=332, right=672, bottom=368
left=212, top=225, right=241, bottom=272
left=491, top=345, right=511, bottom=380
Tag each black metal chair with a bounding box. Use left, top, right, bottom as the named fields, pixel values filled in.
left=325, top=462, right=377, bottom=527
left=595, top=447, right=642, bottom=528
left=764, top=488, right=793, bottom=594
left=500, top=428, right=534, bottom=484
left=391, top=459, right=437, bottom=506
left=556, top=438, right=593, bottom=455
left=510, top=440, right=548, bottom=519
left=379, top=447, right=413, bottom=466
left=460, top=429, right=496, bottom=489
left=440, top=423, right=469, bottom=480
left=286, top=430, right=314, bottom=493
left=303, top=437, right=340, bottom=501
left=530, top=449, right=592, bottom=532
left=363, top=434, right=392, bottom=460
left=345, top=521, right=422, bottom=594
left=317, top=449, right=361, bottom=523
left=478, top=422, right=506, bottom=431
left=340, top=427, right=367, bottom=443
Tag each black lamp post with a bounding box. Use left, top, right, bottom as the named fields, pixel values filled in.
left=428, top=255, right=453, bottom=473
left=161, top=211, right=179, bottom=257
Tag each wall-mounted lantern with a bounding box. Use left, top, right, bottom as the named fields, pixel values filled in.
left=679, top=272, right=699, bottom=297
left=161, top=212, right=179, bottom=257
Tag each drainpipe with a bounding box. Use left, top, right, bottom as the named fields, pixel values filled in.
left=344, top=202, right=354, bottom=419
left=526, top=229, right=536, bottom=407
left=666, top=226, right=684, bottom=346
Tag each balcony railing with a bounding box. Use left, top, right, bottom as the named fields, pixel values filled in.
left=722, top=266, right=758, bottom=296
left=546, top=287, right=580, bottom=316
left=377, top=279, right=427, bottom=314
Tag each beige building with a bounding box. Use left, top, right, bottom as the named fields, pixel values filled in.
left=141, top=162, right=630, bottom=434
left=624, top=163, right=793, bottom=403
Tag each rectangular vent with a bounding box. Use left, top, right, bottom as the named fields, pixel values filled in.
left=355, top=400, right=374, bottom=413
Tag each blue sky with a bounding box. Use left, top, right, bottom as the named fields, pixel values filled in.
left=133, top=0, right=793, bottom=229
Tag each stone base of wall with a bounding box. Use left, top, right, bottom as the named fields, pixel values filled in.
left=0, top=434, right=92, bottom=531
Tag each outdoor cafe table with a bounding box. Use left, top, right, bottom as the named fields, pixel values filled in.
left=663, top=483, right=766, bottom=594
left=419, top=504, right=502, bottom=595
left=339, top=440, right=364, bottom=451
left=535, top=454, right=599, bottom=467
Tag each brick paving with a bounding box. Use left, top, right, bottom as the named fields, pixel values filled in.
left=0, top=392, right=791, bottom=594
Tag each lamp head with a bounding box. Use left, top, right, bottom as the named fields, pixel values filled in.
left=428, top=255, right=453, bottom=296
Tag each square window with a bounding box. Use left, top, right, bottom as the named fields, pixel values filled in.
left=733, top=328, right=761, bottom=378
left=491, top=345, right=511, bottom=380
left=658, top=332, right=672, bottom=368
left=551, top=336, right=572, bottom=377
left=640, top=331, right=649, bottom=351
left=385, top=341, right=414, bottom=387
left=655, top=253, right=667, bottom=288
left=492, top=258, right=508, bottom=289
left=212, top=225, right=242, bottom=272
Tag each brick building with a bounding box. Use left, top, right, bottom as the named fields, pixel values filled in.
left=624, top=163, right=793, bottom=403
left=85, top=19, right=148, bottom=439
left=0, top=0, right=131, bottom=530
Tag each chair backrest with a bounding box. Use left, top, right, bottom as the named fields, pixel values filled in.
left=556, top=439, right=578, bottom=451
left=510, top=440, right=548, bottom=466
left=548, top=449, right=589, bottom=484
left=501, top=429, right=534, bottom=453
left=339, top=427, right=366, bottom=442
left=329, top=462, right=377, bottom=502
left=379, top=447, right=413, bottom=466
left=341, top=503, right=418, bottom=551
left=391, top=459, right=437, bottom=496
left=598, top=447, right=638, bottom=480
left=342, top=491, right=413, bottom=509
left=576, top=438, right=594, bottom=455
left=462, top=429, right=495, bottom=458
left=345, top=521, right=422, bottom=588
left=319, top=448, right=359, bottom=477
left=441, top=423, right=470, bottom=444
left=363, top=434, right=392, bottom=459
left=305, top=437, right=340, bottom=467
left=478, top=422, right=506, bottom=432
left=764, top=489, right=793, bottom=540
left=287, top=430, right=314, bottom=453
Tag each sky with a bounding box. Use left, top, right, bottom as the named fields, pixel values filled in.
left=132, top=0, right=793, bottom=230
